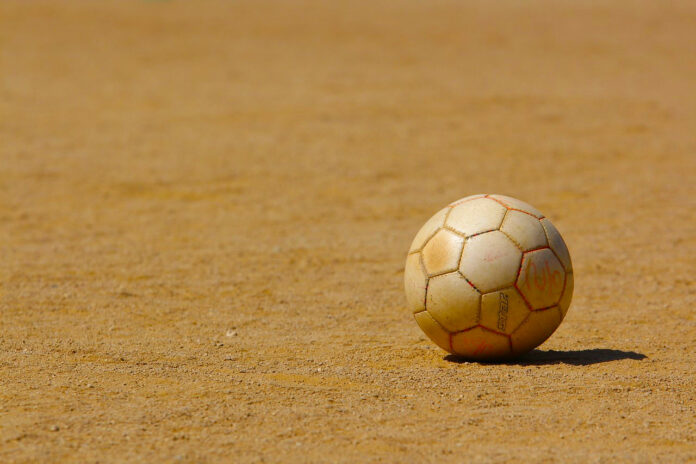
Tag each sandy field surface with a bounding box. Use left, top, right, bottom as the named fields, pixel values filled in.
left=1, top=0, right=695, bottom=462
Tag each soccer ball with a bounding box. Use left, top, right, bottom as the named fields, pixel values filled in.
left=405, top=194, right=573, bottom=360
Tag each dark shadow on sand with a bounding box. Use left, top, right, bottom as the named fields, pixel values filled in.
left=444, top=348, right=647, bottom=366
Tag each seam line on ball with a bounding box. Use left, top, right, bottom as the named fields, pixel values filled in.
left=484, top=194, right=544, bottom=219
left=499, top=229, right=524, bottom=251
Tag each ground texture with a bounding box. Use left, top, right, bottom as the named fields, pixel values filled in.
left=1, top=1, right=695, bottom=462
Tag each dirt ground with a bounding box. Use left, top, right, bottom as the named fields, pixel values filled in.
left=1, top=0, right=695, bottom=462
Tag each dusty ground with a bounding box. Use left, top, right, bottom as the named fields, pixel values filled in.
left=1, top=0, right=695, bottom=462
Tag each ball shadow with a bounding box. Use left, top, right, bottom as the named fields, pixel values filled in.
left=444, top=348, right=647, bottom=366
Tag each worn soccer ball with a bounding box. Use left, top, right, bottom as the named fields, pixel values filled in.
left=405, top=194, right=573, bottom=360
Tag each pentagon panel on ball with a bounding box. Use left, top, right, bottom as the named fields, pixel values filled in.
left=404, top=253, right=427, bottom=313
left=446, top=197, right=506, bottom=237
left=558, top=274, right=574, bottom=319
left=510, top=307, right=562, bottom=355
left=405, top=194, right=574, bottom=360
left=451, top=326, right=511, bottom=359
left=408, top=207, right=450, bottom=253
left=541, top=218, right=572, bottom=272
left=421, top=229, right=464, bottom=276
left=516, top=248, right=565, bottom=310
left=500, top=210, right=548, bottom=251
left=414, top=311, right=451, bottom=352
left=426, top=272, right=479, bottom=333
